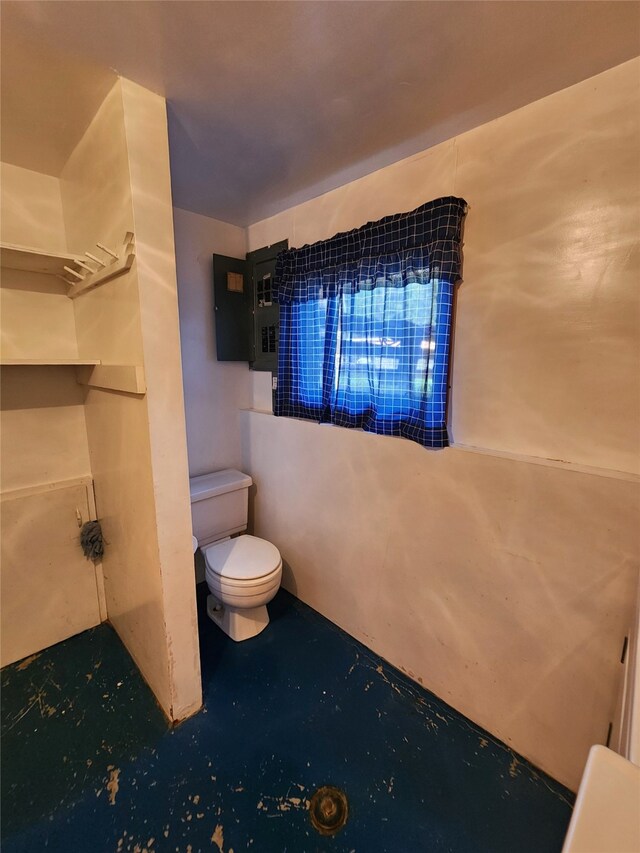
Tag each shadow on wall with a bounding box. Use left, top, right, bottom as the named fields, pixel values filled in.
left=246, top=482, right=258, bottom=532
left=246, top=479, right=298, bottom=596
left=280, top=560, right=298, bottom=598
left=0, top=365, right=88, bottom=410
left=194, top=548, right=206, bottom=585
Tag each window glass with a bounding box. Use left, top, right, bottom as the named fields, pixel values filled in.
left=296, top=280, right=448, bottom=426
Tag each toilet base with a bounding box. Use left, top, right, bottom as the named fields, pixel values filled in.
left=206, top=594, right=270, bottom=642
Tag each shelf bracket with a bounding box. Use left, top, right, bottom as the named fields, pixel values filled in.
left=76, top=363, right=146, bottom=395
left=67, top=233, right=135, bottom=299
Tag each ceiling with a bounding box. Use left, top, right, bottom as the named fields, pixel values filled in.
left=2, top=1, right=639, bottom=226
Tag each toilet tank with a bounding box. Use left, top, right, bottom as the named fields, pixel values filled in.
left=189, top=469, right=253, bottom=547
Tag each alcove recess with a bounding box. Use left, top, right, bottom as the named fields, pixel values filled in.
left=1, top=75, right=201, bottom=718
left=0, top=234, right=145, bottom=394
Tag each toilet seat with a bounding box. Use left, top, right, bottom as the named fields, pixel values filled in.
left=204, top=534, right=282, bottom=586
left=206, top=568, right=282, bottom=609
left=204, top=535, right=282, bottom=614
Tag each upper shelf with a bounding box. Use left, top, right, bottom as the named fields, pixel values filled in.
left=0, top=242, right=84, bottom=277
left=0, top=358, right=101, bottom=366
left=1, top=233, right=136, bottom=298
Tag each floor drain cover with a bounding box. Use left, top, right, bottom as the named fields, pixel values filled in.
left=309, top=786, right=348, bottom=836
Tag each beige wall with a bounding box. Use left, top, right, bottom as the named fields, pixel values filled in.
left=0, top=164, right=80, bottom=364
left=241, top=413, right=638, bottom=792
left=0, top=162, right=67, bottom=251
left=0, top=366, right=91, bottom=491
left=452, top=64, right=639, bottom=475
left=234, top=58, right=640, bottom=790
left=60, top=78, right=201, bottom=721
left=173, top=206, right=249, bottom=476
left=0, top=269, right=80, bottom=363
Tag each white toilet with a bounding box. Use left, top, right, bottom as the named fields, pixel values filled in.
left=189, top=469, right=282, bottom=642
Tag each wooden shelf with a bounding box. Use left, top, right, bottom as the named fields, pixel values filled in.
left=0, top=242, right=83, bottom=277
left=0, top=360, right=145, bottom=395
left=0, top=358, right=101, bottom=366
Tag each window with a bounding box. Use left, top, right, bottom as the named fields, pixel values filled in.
left=274, top=197, right=466, bottom=449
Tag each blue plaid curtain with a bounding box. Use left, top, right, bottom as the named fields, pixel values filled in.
left=273, top=196, right=467, bottom=449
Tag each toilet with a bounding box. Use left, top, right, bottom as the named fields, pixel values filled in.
left=189, top=469, right=282, bottom=642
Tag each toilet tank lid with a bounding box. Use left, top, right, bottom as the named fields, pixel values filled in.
left=189, top=469, right=252, bottom=503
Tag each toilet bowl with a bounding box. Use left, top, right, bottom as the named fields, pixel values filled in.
left=203, top=534, right=282, bottom=642
left=190, top=469, right=283, bottom=642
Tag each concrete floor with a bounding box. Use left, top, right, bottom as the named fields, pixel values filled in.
left=1, top=584, right=574, bottom=852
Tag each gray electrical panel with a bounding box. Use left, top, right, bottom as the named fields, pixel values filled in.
left=212, top=240, right=288, bottom=372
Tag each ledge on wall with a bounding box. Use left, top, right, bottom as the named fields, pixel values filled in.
left=239, top=409, right=639, bottom=484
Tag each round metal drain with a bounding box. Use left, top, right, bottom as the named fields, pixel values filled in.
left=309, top=786, right=348, bottom=836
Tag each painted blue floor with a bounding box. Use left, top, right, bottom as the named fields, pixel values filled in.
left=1, top=584, right=574, bottom=852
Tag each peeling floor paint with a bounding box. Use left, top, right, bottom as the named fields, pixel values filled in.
left=1, top=586, right=574, bottom=852
left=211, top=823, right=224, bottom=851
left=16, top=654, right=40, bottom=672
left=107, top=766, right=121, bottom=805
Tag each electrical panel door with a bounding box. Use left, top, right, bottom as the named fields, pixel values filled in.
left=248, top=240, right=287, bottom=373
left=213, top=254, right=251, bottom=362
